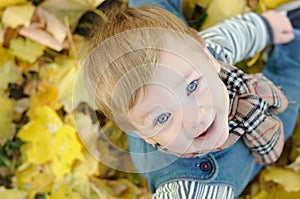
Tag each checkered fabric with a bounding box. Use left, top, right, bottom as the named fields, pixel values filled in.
left=154, top=62, right=288, bottom=164
left=218, top=62, right=288, bottom=164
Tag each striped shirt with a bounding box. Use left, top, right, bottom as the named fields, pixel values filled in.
left=153, top=12, right=283, bottom=199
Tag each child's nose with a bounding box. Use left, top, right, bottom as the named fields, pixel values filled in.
left=182, top=106, right=206, bottom=130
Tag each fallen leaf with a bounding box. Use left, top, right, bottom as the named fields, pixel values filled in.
left=27, top=105, right=63, bottom=131
left=17, top=120, right=55, bottom=164
left=2, top=4, right=35, bottom=28
left=40, top=0, right=105, bottom=31
left=47, top=184, right=78, bottom=199
left=51, top=59, right=78, bottom=112
left=42, top=58, right=92, bottom=112
left=286, top=148, right=300, bottom=171
left=9, top=37, right=45, bottom=64
left=19, top=8, right=68, bottom=51
left=259, top=166, right=300, bottom=192
left=0, top=23, right=5, bottom=44
left=253, top=185, right=300, bottom=199
left=15, top=164, right=55, bottom=198
left=0, top=46, right=14, bottom=67
left=0, top=186, right=26, bottom=199
left=14, top=98, right=30, bottom=115
left=263, top=0, right=294, bottom=9
left=0, top=93, right=16, bottom=146
left=0, top=0, right=27, bottom=9
left=0, top=61, right=22, bottom=90
left=66, top=172, right=100, bottom=199
left=13, top=97, right=30, bottom=122
left=90, top=177, right=118, bottom=198
left=52, top=125, right=83, bottom=179
left=73, top=148, right=100, bottom=176
left=27, top=83, right=63, bottom=117
left=201, top=0, right=245, bottom=29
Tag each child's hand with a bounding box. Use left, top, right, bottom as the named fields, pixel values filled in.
left=262, top=10, right=294, bottom=44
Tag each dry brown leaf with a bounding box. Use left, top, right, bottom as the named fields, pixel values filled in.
left=40, top=0, right=106, bottom=31
left=19, top=8, right=67, bottom=51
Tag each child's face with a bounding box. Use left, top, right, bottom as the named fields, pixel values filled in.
left=129, top=49, right=230, bottom=155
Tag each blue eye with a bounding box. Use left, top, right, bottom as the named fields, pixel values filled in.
left=187, top=80, right=198, bottom=95
left=155, top=113, right=170, bottom=125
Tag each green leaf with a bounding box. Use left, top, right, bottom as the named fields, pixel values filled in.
left=9, top=38, right=45, bottom=64
left=0, top=61, right=22, bottom=90
left=2, top=4, right=35, bottom=28
left=0, top=186, right=26, bottom=199
left=0, top=93, right=15, bottom=146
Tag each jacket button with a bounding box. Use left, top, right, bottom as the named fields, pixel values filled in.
left=197, top=161, right=212, bottom=172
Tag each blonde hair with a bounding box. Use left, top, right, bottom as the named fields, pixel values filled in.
left=81, top=6, right=207, bottom=130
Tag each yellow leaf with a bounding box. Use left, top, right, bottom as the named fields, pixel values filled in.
left=0, top=23, right=4, bottom=44
left=67, top=172, right=100, bottom=199
left=46, top=185, right=78, bottom=199
left=2, top=4, right=35, bottom=28
left=29, top=106, right=63, bottom=129
left=28, top=83, right=63, bottom=117
left=9, top=37, right=45, bottom=64
left=51, top=59, right=79, bottom=112
left=44, top=58, right=92, bottom=112
left=0, top=93, right=15, bottom=146
left=253, top=191, right=269, bottom=199
left=52, top=125, right=83, bottom=179
left=263, top=0, right=294, bottom=9
left=40, top=0, right=105, bottom=31
left=201, top=0, right=245, bottom=29
left=0, top=61, right=22, bottom=90
left=253, top=185, right=300, bottom=199
left=260, top=166, right=300, bottom=192
left=73, top=148, right=100, bottom=176
left=15, top=164, right=55, bottom=198
left=0, top=186, right=26, bottom=199
left=17, top=121, right=55, bottom=164
left=18, top=106, right=65, bottom=164
left=0, top=44, right=14, bottom=67
left=0, top=0, right=27, bottom=9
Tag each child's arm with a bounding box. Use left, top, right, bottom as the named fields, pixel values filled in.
left=200, top=11, right=293, bottom=65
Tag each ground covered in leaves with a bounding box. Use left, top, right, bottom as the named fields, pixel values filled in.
left=0, top=0, right=300, bottom=198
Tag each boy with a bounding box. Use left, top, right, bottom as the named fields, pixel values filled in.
left=81, top=2, right=300, bottom=198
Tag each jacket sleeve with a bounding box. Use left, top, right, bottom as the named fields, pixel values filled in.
left=153, top=181, right=234, bottom=199
left=200, top=12, right=273, bottom=65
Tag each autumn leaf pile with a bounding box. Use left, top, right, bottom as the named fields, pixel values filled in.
left=0, top=0, right=300, bottom=198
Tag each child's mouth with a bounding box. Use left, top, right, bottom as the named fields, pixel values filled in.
left=194, top=119, right=215, bottom=140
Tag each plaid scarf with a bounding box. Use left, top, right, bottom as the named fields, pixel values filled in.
left=154, top=63, right=288, bottom=164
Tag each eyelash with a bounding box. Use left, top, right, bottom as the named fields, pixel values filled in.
left=153, top=79, right=200, bottom=126
left=155, top=112, right=171, bottom=125
left=186, top=79, right=199, bottom=95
